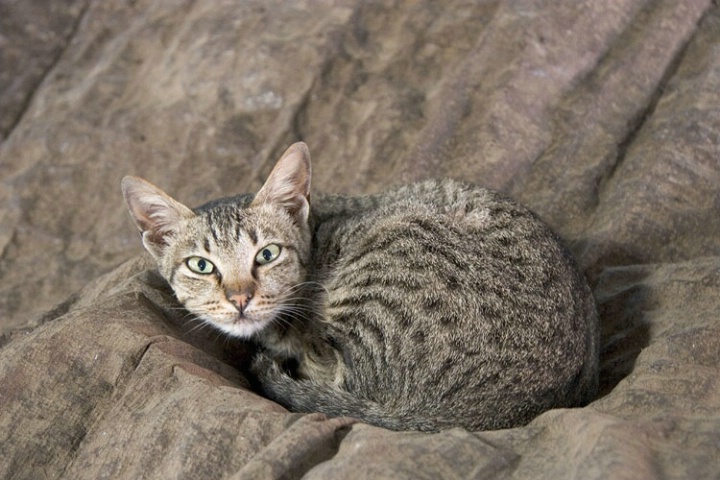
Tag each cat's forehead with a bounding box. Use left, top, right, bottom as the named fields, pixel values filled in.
left=191, top=203, right=289, bottom=248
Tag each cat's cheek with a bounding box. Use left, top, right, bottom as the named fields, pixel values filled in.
left=171, top=284, right=205, bottom=306
left=262, top=265, right=305, bottom=297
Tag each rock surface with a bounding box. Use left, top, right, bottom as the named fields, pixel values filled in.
left=1, top=1, right=720, bottom=478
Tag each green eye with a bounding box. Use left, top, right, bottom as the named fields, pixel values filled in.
left=255, top=244, right=281, bottom=265
left=186, top=256, right=215, bottom=274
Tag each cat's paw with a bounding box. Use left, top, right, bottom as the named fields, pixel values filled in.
left=250, top=352, right=285, bottom=382
left=251, top=352, right=300, bottom=407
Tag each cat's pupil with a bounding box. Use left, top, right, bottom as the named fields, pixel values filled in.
left=198, top=259, right=207, bottom=271
left=262, top=249, right=272, bottom=261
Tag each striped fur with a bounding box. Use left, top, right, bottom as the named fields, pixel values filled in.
left=122, top=142, right=599, bottom=432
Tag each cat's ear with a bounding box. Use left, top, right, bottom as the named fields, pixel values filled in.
left=252, top=142, right=311, bottom=224
left=121, top=176, right=195, bottom=257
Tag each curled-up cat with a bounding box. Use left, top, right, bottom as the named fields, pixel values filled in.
left=121, top=142, right=599, bottom=432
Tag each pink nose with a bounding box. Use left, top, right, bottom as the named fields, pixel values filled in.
left=226, top=290, right=253, bottom=313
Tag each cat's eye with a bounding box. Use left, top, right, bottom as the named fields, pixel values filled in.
left=186, top=256, right=215, bottom=274
left=255, top=244, right=281, bottom=265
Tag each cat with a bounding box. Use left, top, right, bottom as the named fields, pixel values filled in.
left=121, top=142, right=599, bottom=432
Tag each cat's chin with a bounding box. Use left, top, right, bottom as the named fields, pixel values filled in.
left=209, top=317, right=271, bottom=339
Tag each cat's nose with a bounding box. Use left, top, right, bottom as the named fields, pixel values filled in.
left=226, top=289, right=254, bottom=313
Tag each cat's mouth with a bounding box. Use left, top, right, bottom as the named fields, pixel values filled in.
left=193, top=303, right=275, bottom=339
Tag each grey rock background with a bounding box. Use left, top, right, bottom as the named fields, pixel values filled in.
left=1, top=1, right=719, bottom=478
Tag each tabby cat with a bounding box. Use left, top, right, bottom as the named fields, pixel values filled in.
left=121, top=142, right=599, bottom=432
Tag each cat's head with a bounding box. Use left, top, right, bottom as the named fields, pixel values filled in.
left=121, top=142, right=312, bottom=338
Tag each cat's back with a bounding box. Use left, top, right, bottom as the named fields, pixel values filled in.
left=311, top=179, right=599, bottom=431
left=312, top=178, right=572, bottom=283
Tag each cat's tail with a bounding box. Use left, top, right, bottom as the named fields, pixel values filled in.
left=253, top=357, right=438, bottom=432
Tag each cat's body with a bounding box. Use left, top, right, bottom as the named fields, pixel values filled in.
left=122, top=142, right=599, bottom=432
